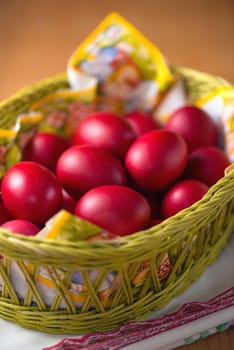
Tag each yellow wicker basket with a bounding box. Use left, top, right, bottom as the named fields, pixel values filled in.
left=0, top=67, right=233, bottom=334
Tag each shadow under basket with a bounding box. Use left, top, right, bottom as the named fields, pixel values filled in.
left=0, top=67, right=233, bottom=334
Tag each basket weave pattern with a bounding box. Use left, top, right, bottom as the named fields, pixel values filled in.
left=0, top=68, right=233, bottom=334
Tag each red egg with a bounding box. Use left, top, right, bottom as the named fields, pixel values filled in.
left=125, top=111, right=160, bottom=137
left=1, top=161, right=62, bottom=225
left=73, top=111, right=136, bottom=158
left=1, top=219, right=40, bottom=236
left=165, top=105, right=218, bottom=151
left=125, top=130, right=188, bottom=192
left=184, top=146, right=230, bottom=186
left=75, top=185, right=151, bottom=236
left=161, top=179, right=209, bottom=218
left=56, top=145, right=127, bottom=198
left=22, top=132, right=69, bottom=172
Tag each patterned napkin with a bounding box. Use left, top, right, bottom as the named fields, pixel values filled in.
left=43, top=287, right=234, bottom=350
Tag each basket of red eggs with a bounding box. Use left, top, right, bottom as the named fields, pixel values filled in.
left=0, top=50, right=233, bottom=334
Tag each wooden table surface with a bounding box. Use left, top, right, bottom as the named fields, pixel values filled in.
left=0, top=1, right=233, bottom=349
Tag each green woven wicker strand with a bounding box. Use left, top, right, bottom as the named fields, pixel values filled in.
left=0, top=73, right=68, bottom=129
left=0, top=67, right=233, bottom=334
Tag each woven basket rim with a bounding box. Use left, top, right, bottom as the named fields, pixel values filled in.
left=171, top=66, right=232, bottom=86
left=0, top=73, right=67, bottom=108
